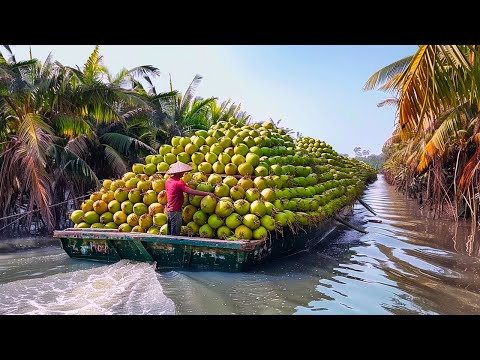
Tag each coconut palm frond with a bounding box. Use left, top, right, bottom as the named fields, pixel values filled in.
left=207, top=99, right=222, bottom=124
left=363, top=54, right=414, bottom=91
left=91, top=101, right=122, bottom=124
left=150, top=90, right=178, bottom=102
left=395, top=46, right=471, bottom=135
left=179, top=74, right=203, bottom=116
left=103, top=144, right=128, bottom=177
left=83, top=45, right=106, bottom=82
left=458, top=133, right=480, bottom=193
left=189, top=97, right=217, bottom=118
left=74, top=82, right=150, bottom=124
left=39, top=52, right=55, bottom=80
left=16, top=113, right=53, bottom=166
left=377, top=98, right=399, bottom=108
left=225, top=102, right=241, bottom=120
left=114, top=88, right=152, bottom=111
left=138, top=132, right=156, bottom=149
left=21, top=154, right=54, bottom=230
left=235, top=111, right=251, bottom=125
left=49, top=143, right=98, bottom=184
left=1, top=45, right=16, bottom=63
left=151, top=90, right=178, bottom=116
left=100, top=132, right=155, bottom=155
left=1, top=141, right=54, bottom=230
left=109, top=68, right=130, bottom=86
left=64, top=156, right=99, bottom=184
left=61, top=65, right=85, bottom=82
left=127, top=65, right=160, bottom=80
left=53, top=115, right=93, bottom=138
left=132, top=79, right=149, bottom=96
left=122, top=107, right=148, bottom=122
left=391, top=83, right=474, bottom=173
left=126, top=116, right=152, bottom=138
left=182, top=116, right=209, bottom=134
left=65, top=135, right=93, bottom=159
left=209, top=99, right=235, bottom=124
left=142, top=75, right=156, bottom=96
left=383, top=132, right=401, bottom=148
left=441, top=45, right=472, bottom=69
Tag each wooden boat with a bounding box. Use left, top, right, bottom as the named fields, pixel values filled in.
left=53, top=206, right=352, bottom=272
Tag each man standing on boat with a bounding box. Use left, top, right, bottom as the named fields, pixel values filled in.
left=165, top=162, right=215, bottom=236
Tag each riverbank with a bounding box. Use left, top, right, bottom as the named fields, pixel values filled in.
left=0, top=236, right=58, bottom=253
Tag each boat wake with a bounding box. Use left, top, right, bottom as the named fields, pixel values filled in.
left=0, top=260, right=175, bottom=315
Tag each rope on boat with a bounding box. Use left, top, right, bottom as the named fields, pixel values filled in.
left=0, top=194, right=91, bottom=231
left=333, top=215, right=368, bottom=234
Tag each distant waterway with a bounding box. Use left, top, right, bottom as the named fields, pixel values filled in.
left=1, top=175, right=480, bottom=314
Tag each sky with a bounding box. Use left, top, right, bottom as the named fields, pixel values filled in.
left=10, top=45, right=417, bottom=156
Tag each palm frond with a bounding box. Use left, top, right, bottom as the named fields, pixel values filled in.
left=150, top=90, right=178, bottom=102
left=189, top=97, right=217, bottom=118
left=1, top=45, right=16, bottom=63
left=377, top=98, right=399, bottom=108
left=73, top=82, right=151, bottom=123
left=179, top=74, right=203, bottom=115
left=100, top=132, right=155, bottom=155
left=416, top=107, right=470, bottom=172
left=49, top=143, right=99, bottom=184
left=83, top=45, right=108, bottom=82
left=458, top=133, right=480, bottom=193
left=39, top=52, right=54, bottom=80
left=225, top=102, right=241, bottom=120
left=138, top=131, right=156, bottom=149
left=151, top=90, right=177, bottom=116
left=1, top=142, right=54, bottom=230
left=126, top=117, right=153, bottom=141
left=64, top=157, right=99, bottom=184
left=65, top=135, right=93, bottom=159
left=363, top=54, right=414, bottom=91
left=235, top=111, right=251, bottom=125
left=142, top=75, right=156, bottom=96
left=17, top=113, right=53, bottom=167
left=109, top=68, right=130, bottom=86
left=122, top=107, right=148, bottom=121
left=395, top=46, right=470, bottom=135
left=21, top=155, right=54, bottom=230
left=53, top=115, right=93, bottom=138
left=61, top=65, right=85, bottom=82
left=103, top=144, right=128, bottom=176
left=127, top=65, right=160, bottom=80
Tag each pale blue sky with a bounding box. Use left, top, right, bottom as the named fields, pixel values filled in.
left=11, top=45, right=417, bottom=156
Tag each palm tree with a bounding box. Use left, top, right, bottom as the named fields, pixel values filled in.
left=168, top=74, right=217, bottom=136
left=0, top=45, right=171, bottom=233
left=207, top=99, right=250, bottom=126
left=365, top=45, right=480, bottom=220
left=128, top=73, right=178, bottom=149
left=0, top=47, right=59, bottom=231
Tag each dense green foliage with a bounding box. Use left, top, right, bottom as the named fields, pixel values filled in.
left=0, top=46, right=250, bottom=234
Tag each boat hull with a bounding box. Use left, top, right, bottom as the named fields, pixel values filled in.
left=54, top=207, right=351, bottom=272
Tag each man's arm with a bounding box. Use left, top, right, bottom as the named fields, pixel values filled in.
left=184, top=187, right=213, bottom=197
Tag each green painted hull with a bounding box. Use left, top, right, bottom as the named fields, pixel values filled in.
left=53, top=207, right=350, bottom=272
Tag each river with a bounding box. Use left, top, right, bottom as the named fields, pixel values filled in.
left=1, top=175, right=480, bottom=315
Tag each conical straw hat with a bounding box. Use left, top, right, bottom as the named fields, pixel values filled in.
left=166, top=162, right=193, bottom=174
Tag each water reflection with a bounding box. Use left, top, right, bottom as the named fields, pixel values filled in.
left=160, top=175, right=480, bottom=315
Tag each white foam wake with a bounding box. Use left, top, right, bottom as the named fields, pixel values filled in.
left=0, top=260, right=176, bottom=315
